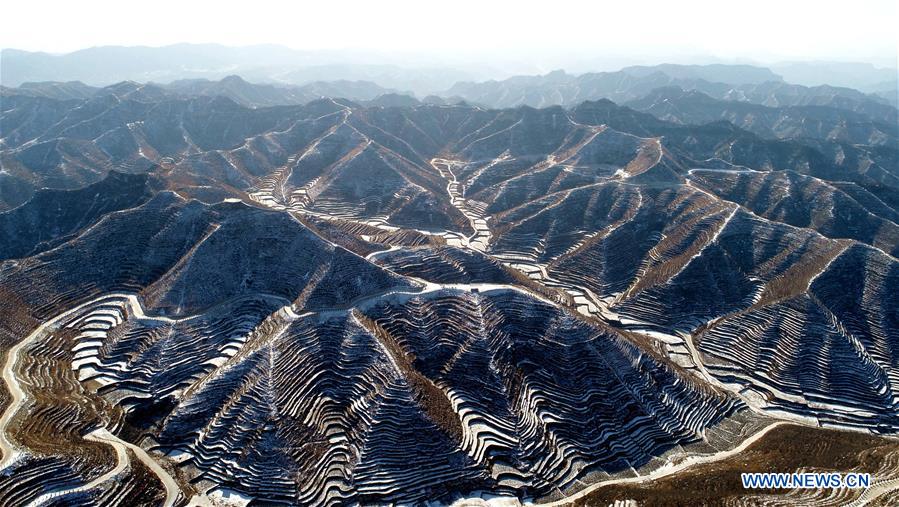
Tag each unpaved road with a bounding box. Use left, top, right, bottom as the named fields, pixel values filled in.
left=0, top=295, right=182, bottom=506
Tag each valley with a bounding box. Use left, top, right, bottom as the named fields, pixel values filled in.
left=0, top=64, right=897, bottom=506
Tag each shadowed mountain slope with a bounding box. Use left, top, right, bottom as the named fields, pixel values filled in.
left=0, top=77, right=897, bottom=505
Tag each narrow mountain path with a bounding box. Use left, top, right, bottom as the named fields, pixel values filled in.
left=23, top=428, right=128, bottom=507
left=107, top=432, right=181, bottom=506
left=0, top=298, right=104, bottom=469
left=0, top=295, right=183, bottom=505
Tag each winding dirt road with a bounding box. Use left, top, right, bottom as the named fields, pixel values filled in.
left=0, top=295, right=182, bottom=506
left=23, top=428, right=128, bottom=507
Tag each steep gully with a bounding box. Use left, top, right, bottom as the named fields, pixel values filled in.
left=240, top=109, right=896, bottom=505
left=1, top=104, right=894, bottom=505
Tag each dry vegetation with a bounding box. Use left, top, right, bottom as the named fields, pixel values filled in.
left=755, top=240, right=850, bottom=307
left=13, top=328, right=121, bottom=460
left=571, top=424, right=899, bottom=507
left=0, top=287, right=40, bottom=425
left=352, top=310, right=465, bottom=443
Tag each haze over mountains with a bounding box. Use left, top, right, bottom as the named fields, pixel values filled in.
left=1, top=43, right=898, bottom=506
left=0, top=45, right=492, bottom=98
left=3, top=43, right=897, bottom=97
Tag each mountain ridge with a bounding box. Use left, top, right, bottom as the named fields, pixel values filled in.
left=0, top=66, right=896, bottom=505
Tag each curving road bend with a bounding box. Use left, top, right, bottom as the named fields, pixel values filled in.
left=0, top=298, right=98, bottom=470
left=0, top=295, right=182, bottom=506
left=102, top=430, right=182, bottom=506
left=23, top=428, right=128, bottom=507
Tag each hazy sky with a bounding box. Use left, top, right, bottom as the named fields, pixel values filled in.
left=2, top=0, right=897, bottom=67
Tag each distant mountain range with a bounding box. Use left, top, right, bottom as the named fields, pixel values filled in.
left=164, top=76, right=403, bottom=107
left=626, top=86, right=898, bottom=146
left=770, top=61, right=898, bottom=92
left=445, top=68, right=898, bottom=111
left=2, top=44, right=895, bottom=102
left=1, top=75, right=405, bottom=108
left=0, top=44, right=484, bottom=96
left=616, top=63, right=782, bottom=84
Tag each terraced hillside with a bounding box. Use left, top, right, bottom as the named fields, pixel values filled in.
left=1, top=81, right=897, bottom=505
left=626, top=87, right=899, bottom=146
left=446, top=68, right=898, bottom=124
